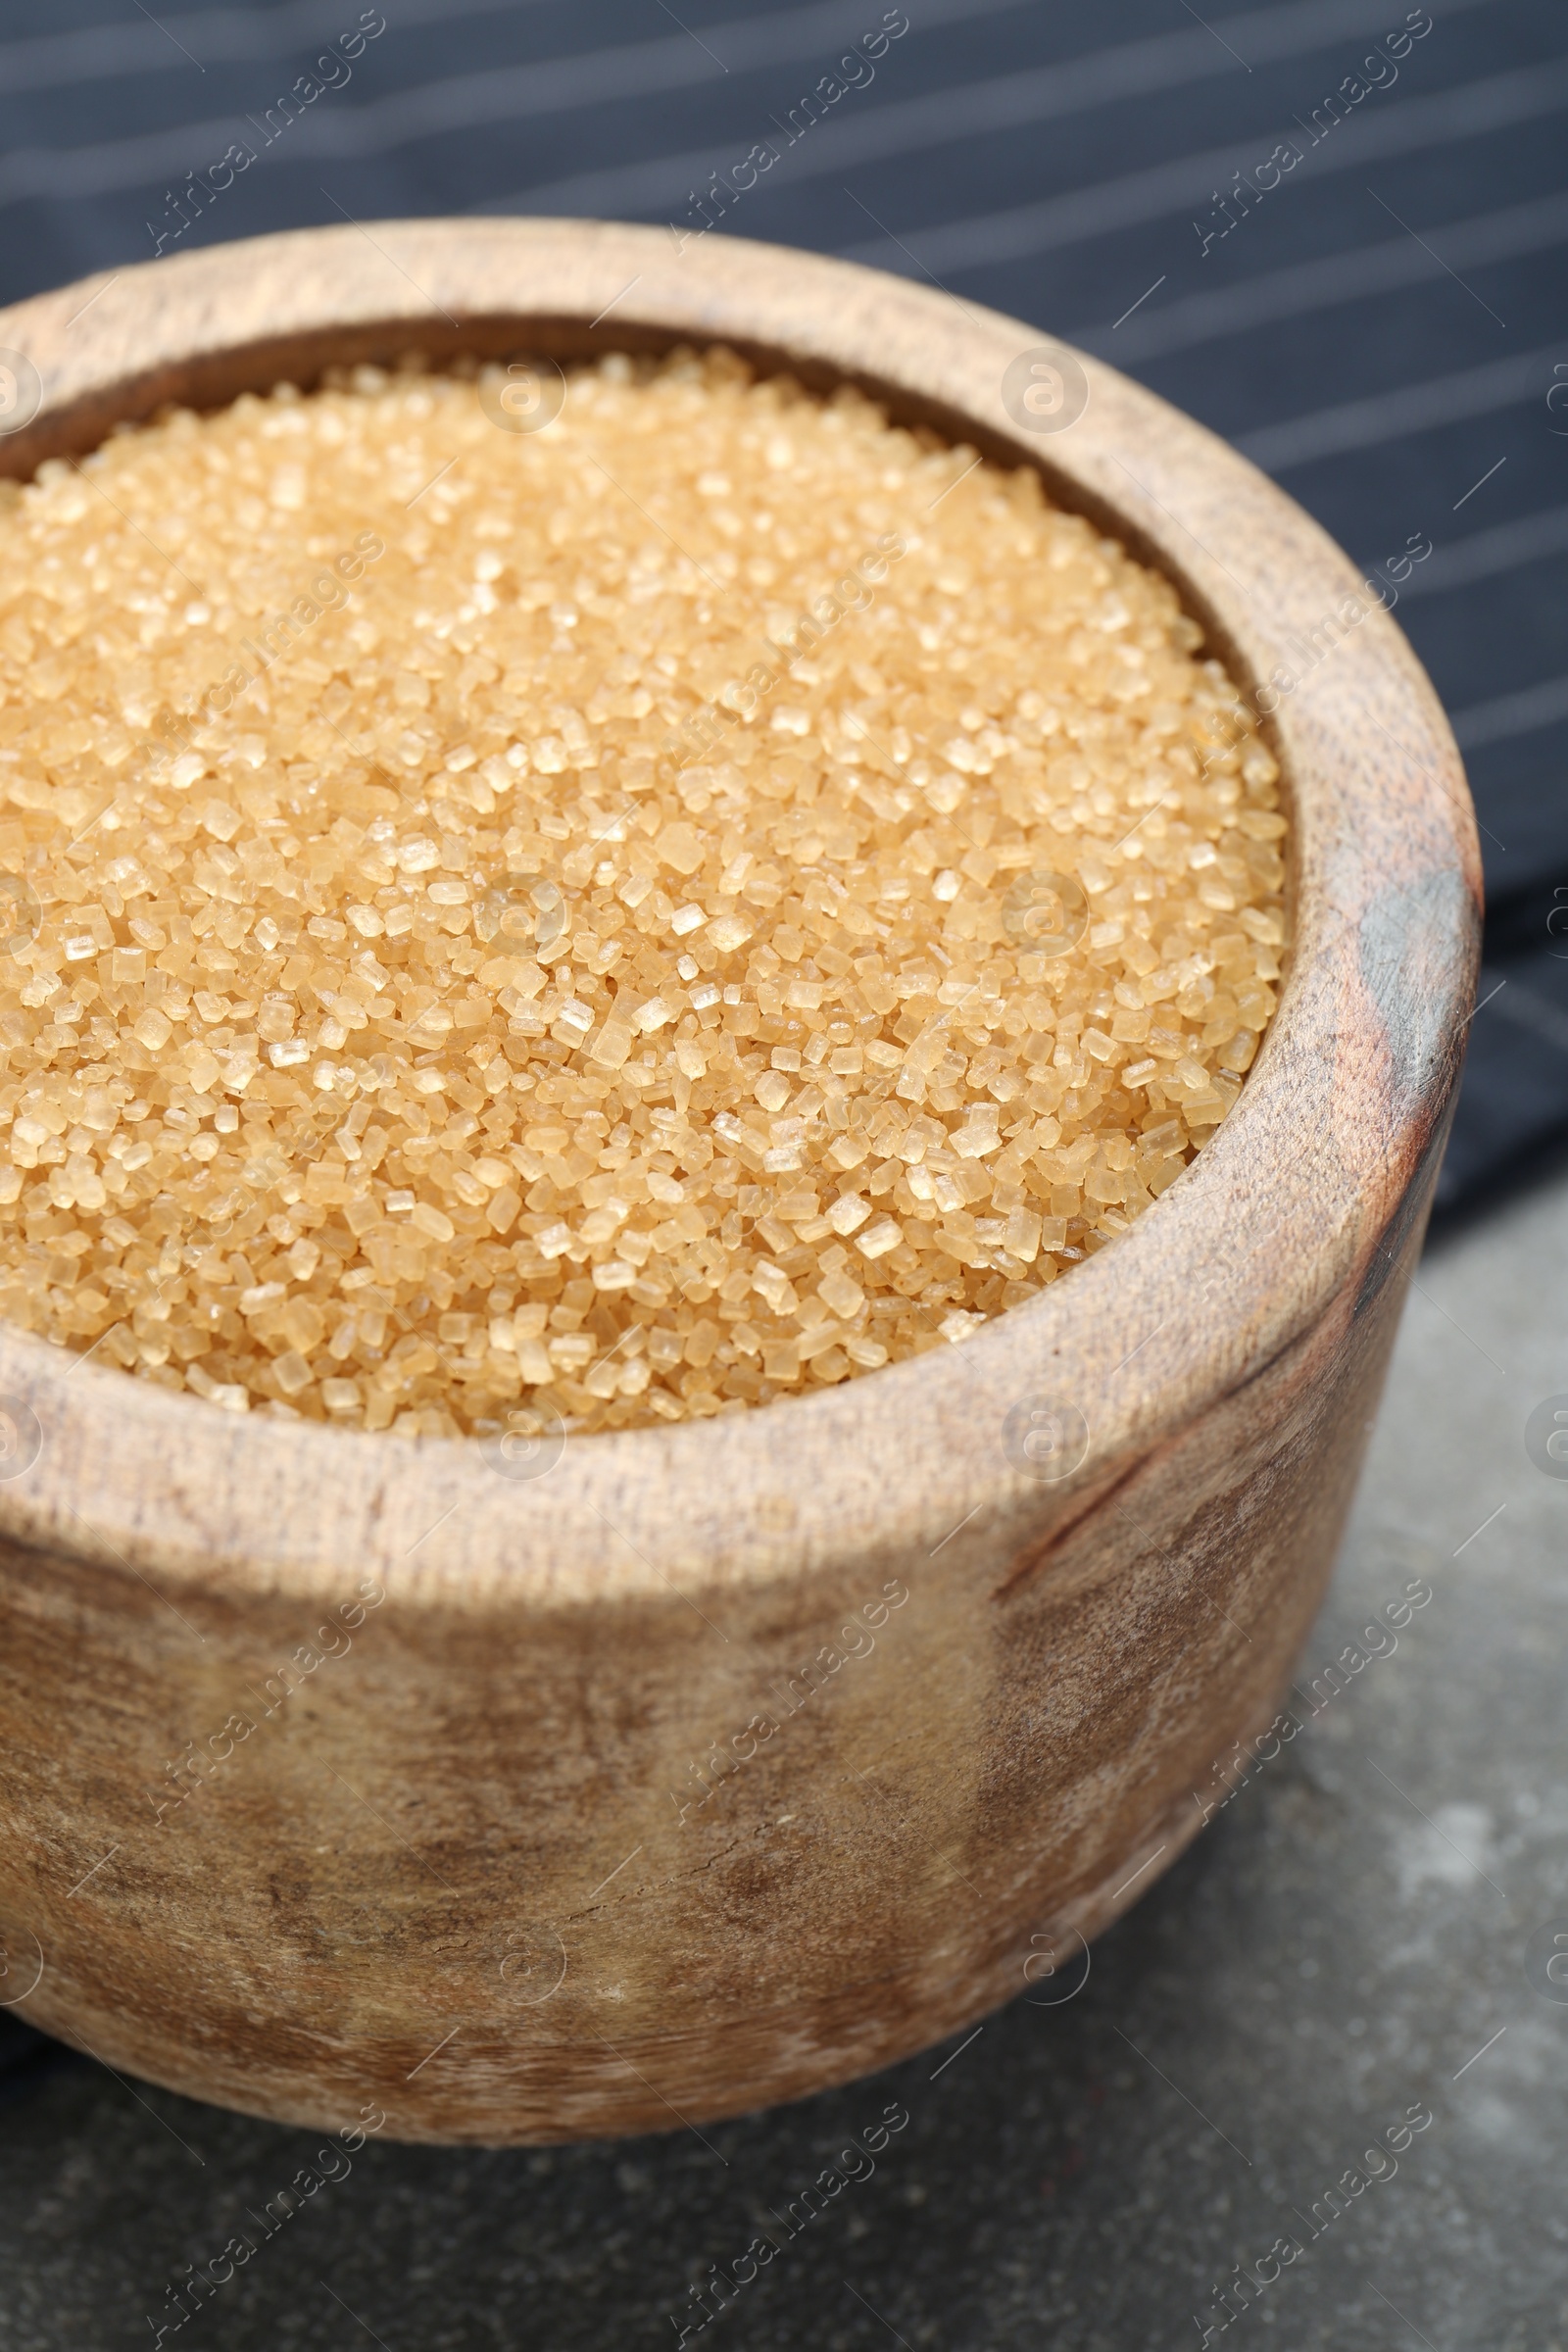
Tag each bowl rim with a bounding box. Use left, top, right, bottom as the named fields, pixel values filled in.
left=0, top=217, right=1479, bottom=1616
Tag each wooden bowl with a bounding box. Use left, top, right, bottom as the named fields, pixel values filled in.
left=0, top=220, right=1478, bottom=2143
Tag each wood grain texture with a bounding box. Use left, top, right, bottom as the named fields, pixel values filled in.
left=0, top=220, right=1480, bottom=2142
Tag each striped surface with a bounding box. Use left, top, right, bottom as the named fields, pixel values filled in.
left=0, top=0, right=1563, bottom=1215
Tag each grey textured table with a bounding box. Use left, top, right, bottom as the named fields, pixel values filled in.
left=2, top=1181, right=1565, bottom=2352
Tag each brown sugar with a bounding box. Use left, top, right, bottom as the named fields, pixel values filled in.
left=0, top=348, right=1287, bottom=1437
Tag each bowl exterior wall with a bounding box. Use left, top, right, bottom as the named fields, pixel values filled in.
left=1, top=1171, right=1425, bottom=2141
